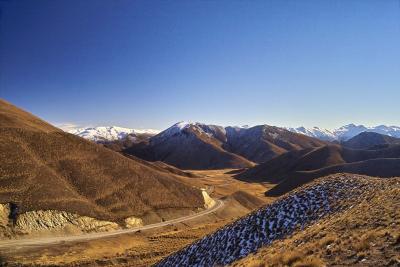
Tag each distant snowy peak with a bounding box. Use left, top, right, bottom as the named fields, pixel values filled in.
left=288, top=124, right=400, bottom=141
left=158, top=121, right=215, bottom=134
left=69, top=126, right=160, bottom=142
left=285, top=126, right=336, bottom=141
left=156, top=121, right=195, bottom=138
left=70, top=123, right=400, bottom=143
left=152, top=122, right=229, bottom=144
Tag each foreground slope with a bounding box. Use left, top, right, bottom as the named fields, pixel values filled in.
left=157, top=174, right=398, bottom=266
left=233, top=177, right=400, bottom=267
left=0, top=99, right=203, bottom=223
left=238, top=144, right=400, bottom=196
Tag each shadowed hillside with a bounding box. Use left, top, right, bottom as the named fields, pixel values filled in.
left=0, top=99, right=204, bottom=223
left=125, top=123, right=325, bottom=170
left=342, top=131, right=400, bottom=149
left=237, top=144, right=400, bottom=196
left=126, top=123, right=255, bottom=170
left=224, top=125, right=326, bottom=163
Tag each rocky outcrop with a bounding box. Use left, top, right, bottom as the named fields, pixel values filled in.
left=0, top=184, right=215, bottom=238
left=15, top=210, right=119, bottom=233
left=0, top=204, right=120, bottom=238
left=124, top=216, right=144, bottom=228
left=0, top=203, right=10, bottom=226
left=201, top=189, right=216, bottom=209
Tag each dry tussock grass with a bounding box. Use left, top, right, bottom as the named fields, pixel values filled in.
left=241, top=250, right=325, bottom=267
left=233, top=177, right=400, bottom=267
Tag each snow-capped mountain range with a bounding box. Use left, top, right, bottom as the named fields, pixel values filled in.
left=68, top=123, right=400, bottom=143
left=287, top=124, right=400, bottom=141
left=68, top=126, right=160, bottom=142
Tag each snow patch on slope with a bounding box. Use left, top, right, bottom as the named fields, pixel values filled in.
left=157, top=175, right=376, bottom=266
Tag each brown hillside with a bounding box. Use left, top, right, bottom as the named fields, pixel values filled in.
left=126, top=124, right=254, bottom=170
left=267, top=159, right=400, bottom=197
left=123, top=154, right=202, bottom=178
left=224, top=125, right=326, bottom=163
left=342, top=131, right=400, bottom=149
left=0, top=99, right=59, bottom=132
left=0, top=99, right=204, bottom=223
left=126, top=123, right=325, bottom=170
left=228, top=191, right=265, bottom=210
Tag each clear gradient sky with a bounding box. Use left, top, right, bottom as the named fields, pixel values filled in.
left=1, top=0, right=399, bottom=130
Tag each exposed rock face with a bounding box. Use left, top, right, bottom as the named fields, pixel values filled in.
left=0, top=186, right=214, bottom=237
left=201, top=190, right=216, bottom=209
left=15, top=210, right=119, bottom=233
left=124, top=216, right=144, bottom=228
left=0, top=203, right=11, bottom=226
left=0, top=204, right=120, bottom=238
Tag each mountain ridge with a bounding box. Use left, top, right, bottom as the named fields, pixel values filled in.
left=342, top=131, right=400, bottom=149
left=288, top=124, right=400, bottom=141
left=69, top=126, right=160, bottom=142
left=125, top=122, right=325, bottom=169
left=70, top=123, right=400, bottom=143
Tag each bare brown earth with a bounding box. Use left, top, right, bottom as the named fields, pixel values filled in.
left=232, top=176, right=400, bottom=267
left=0, top=169, right=271, bottom=266
left=0, top=99, right=203, bottom=224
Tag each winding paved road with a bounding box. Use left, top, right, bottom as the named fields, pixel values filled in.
left=0, top=199, right=224, bottom=249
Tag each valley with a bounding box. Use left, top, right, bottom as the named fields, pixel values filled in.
left=2, top=2, right=398, bottom=266
left=0, top=169, right=272, bottom=266
left=1, top=99, right=399, bottom=267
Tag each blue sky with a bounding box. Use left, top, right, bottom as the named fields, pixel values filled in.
left=1, top=0, right=399, bottom=130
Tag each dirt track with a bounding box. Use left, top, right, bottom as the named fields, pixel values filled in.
left=0, top=200, right=224, bottom=250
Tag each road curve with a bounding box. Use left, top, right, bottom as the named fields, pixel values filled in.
left=0, top=199, right=224, bottom=249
